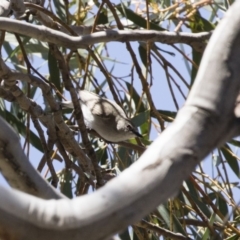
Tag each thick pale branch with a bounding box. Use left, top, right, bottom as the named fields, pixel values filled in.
left=0, top=17, right=210, bottom=50
left=0, top=108, right=237, bottom=240
left=0, top=117, right=63, bottom=199
left=186, top=12, right=240, bottom=116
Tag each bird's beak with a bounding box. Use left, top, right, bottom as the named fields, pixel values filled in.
left=133, top=130, right=143, bottom=138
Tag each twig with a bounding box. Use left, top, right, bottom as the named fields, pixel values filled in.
left=31, top=116, right=59, bottom=187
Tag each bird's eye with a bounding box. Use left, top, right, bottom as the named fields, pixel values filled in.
left=127, top=125, right=132, bottom=131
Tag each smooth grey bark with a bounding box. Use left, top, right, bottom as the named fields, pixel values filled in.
left=0, top=115, right=64, bottom=199
left=0, top=1, right=240, bottom=240
left=0, top=17, right=210, bottom=50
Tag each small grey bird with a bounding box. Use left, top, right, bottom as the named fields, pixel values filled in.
left=61, top=90, right=143, bottom=142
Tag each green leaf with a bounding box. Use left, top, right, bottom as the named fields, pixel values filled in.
left=217, top=193, right=228, bottom=217
left=6, top=36, right=31, bottom=62
left=52, top=0, right=66, bottom=22
left=118, top=147, right=133, bottom=170
left=132, top=110, right=151, bottom=140
left=23, top=42, right=49, bottom=60
left=190, top=194, right=222, bottom=223
left=131, top=110, right=150, bottom=127
left=225, top=234, right=240, bottom=240
left=229, top=139, right=240, bottom=147
left=60, top=168, right=73, bottom=198
left=188, top=226, right=202, bottom=240
left=189, top=12, right=215, bottom=86
left=190, top=13, right=215, bottom=32
left=116, top=4, right=166, bottom=31
left=191, top=50, right=202, bottom=86
left=48, top=50, right=61, bottom=93
left=202, top=213, right=215, bottom=240
left=94, top=142, right=109, bottom=166
left=3, top=41, right=24, bottom=72
left=1, top=109, right=43, bottom=152
left=154, top=109, right=176, bottom=122
left=138, top=44, right=147, bottom=67
left=119, top=228, right=131, bottom=240
left=157, top=204, right=187, bottom=236
left=184, top=178, right=199, bottom=199
left=96, top=10, right=109, bottom=24
left=30, top=85, right=38, bottom=99
left=220, top=144, right=240, bottom=178
left=190, top=195, right=212, bottom=218
left=125, top=82, right=146, bottom=113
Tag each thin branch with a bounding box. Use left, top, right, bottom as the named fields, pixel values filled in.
left=31, top=116, right=59, bottom=188
left=0, top=59, right=93, bottom=173
left=48, top=44, right=102, bottom=186
left=103, top=0, right=165, bottom=131
left=182, top=188, right=219, bottom=238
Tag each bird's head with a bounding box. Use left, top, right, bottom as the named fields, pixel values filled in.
left=117, top=118, right=143, bottom=140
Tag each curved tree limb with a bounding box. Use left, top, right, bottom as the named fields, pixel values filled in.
left=0, top=117, right=64, bottom=199
left=0, top=17, right=211, bottom=51
left=0, top=1, right=240, bottom=240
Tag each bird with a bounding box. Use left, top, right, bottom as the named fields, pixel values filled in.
left=61, top=90, right=143, bottom=142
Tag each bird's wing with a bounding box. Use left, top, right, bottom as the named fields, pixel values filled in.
left=79, top=90, right=127, bottom=118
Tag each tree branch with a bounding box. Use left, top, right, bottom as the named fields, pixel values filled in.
left=0, top=59, right=93, bottom=172
left=0, top=17, right=211, bottom=51
left=0, top=117, right=64, bottom=199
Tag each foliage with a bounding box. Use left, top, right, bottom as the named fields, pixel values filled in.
left=0, top=0, right=239, bottom=239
